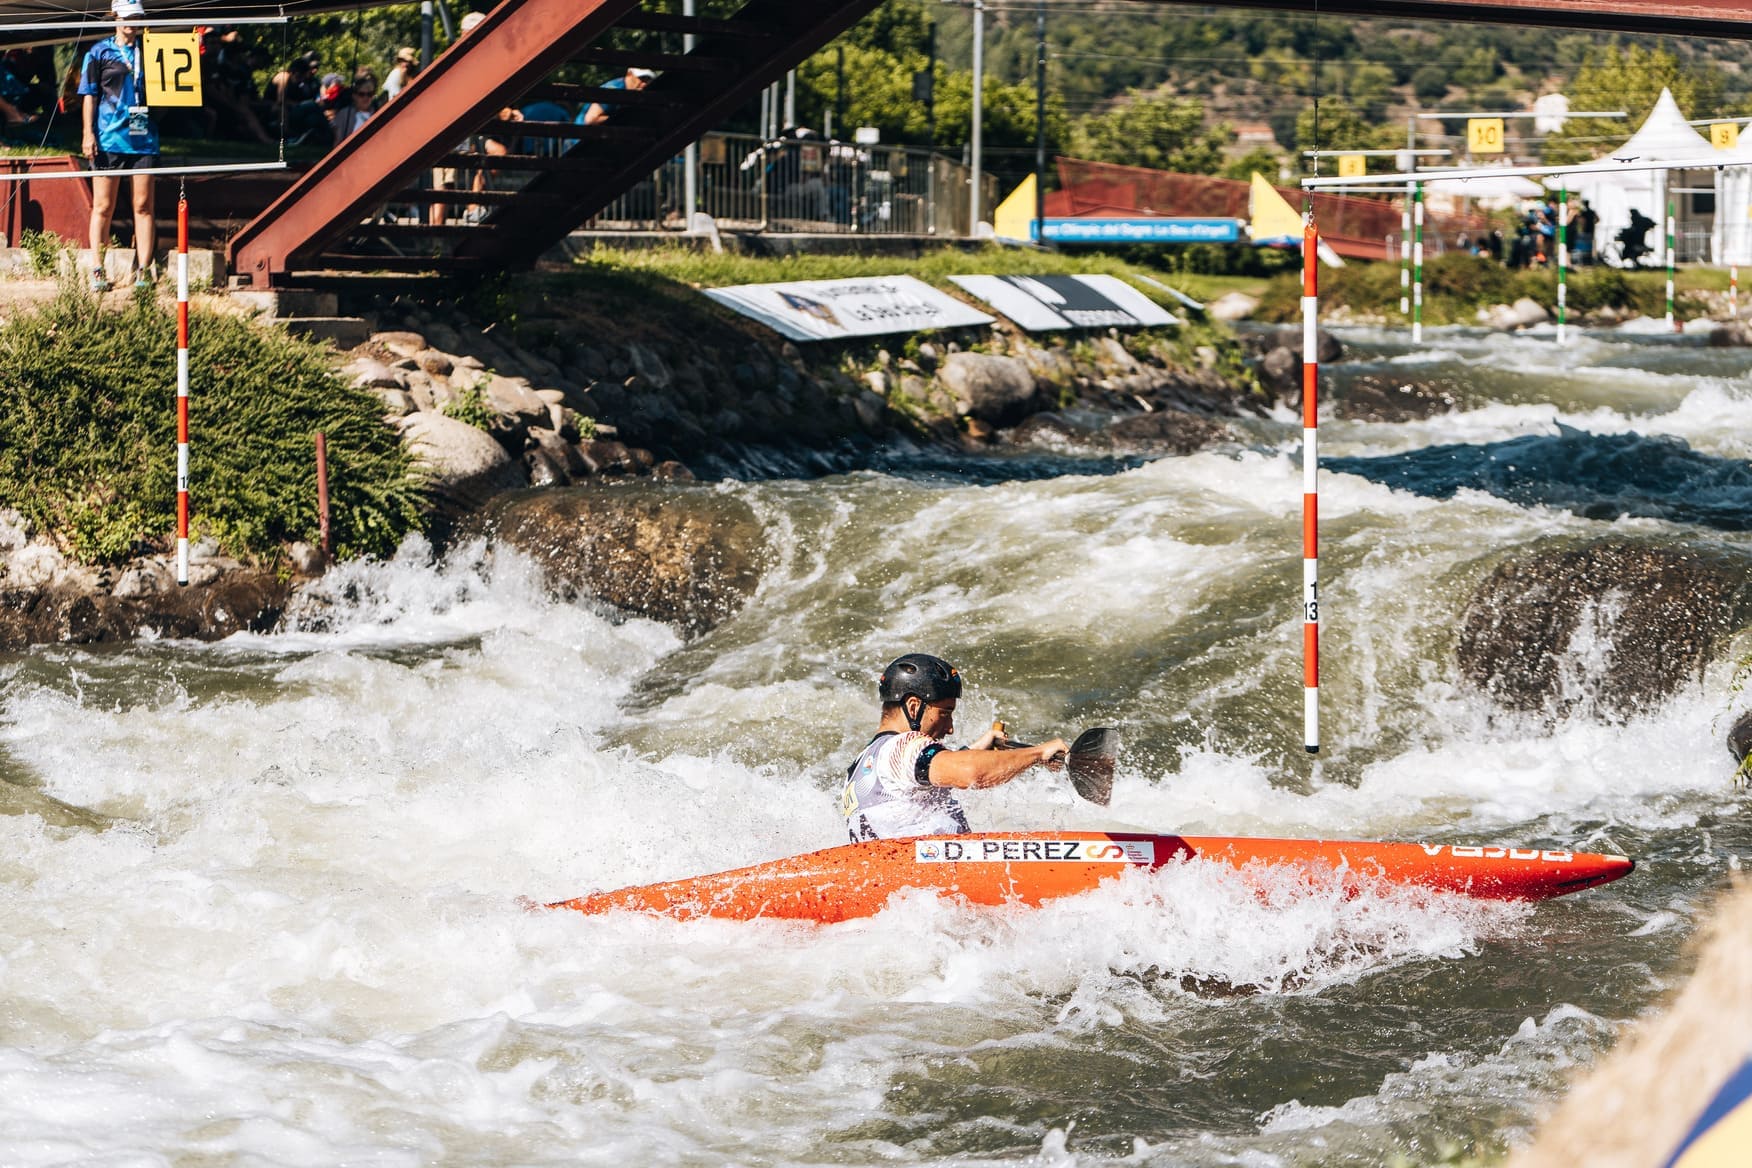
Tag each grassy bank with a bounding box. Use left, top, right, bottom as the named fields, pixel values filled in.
left=1254, top=253, right=1716, bottom=325
left=1, top=286, right=423, bottom=566
left=569, top=243, right=1246, bottom=305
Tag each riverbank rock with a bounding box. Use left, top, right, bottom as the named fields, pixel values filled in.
left=0, top=567, right=290, bottom=649
left=1207, top=291, right=1259, bottom=322
left=1456, top=539, right=1752, bottom=720
left=937, top=352, right=1039, bottom=424
left=397, top=410, right=528, bottom=512
left=1107, top=409, right=1232, bottom=454
left=1477, top=297, right=1550, bottom=330
left=474, top=486, right=766, bottom=634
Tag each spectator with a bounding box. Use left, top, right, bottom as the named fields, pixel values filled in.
left=79, top=0, right=158, bottom=292
left=429, top=13, right=489, bottom=225
left=330, top=68, right=378, bottom=144
left=384, top=47, right=419, bottom=100
left=269, top=54, right=326, bottom=143
left=1576, top=199, right=1599, bottom=265
left=579, top=66, right=653, bottom=126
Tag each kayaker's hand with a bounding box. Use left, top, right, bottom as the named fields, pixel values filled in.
left=1036, top=738, right=1069, bottom=772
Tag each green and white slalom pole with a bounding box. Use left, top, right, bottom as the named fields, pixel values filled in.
left=1400, top=183, right=1411, bottom=316
left=1556, top=182, right=1568, bottom=345
left=1667, top=199, right=1677, bottom=331
left=1412, top=181, right=1424, bottom=345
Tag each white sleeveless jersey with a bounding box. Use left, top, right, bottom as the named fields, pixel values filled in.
left=840, top=731, right=970, bottom=841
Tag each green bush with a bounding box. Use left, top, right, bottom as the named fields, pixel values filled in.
left=0, top=289, right=426, bottom=565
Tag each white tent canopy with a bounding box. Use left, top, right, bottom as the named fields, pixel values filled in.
left=1544, top=89, right=1712, bottom=266
left=1711, top=119, right=1752, bottom=265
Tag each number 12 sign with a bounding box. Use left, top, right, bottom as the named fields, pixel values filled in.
left=144, top=31, right=202, bottom=107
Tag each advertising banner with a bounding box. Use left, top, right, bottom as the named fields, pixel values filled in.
left=948, top=274, right=1179, bottom=331
left=702, top=275, right=993, bottom=341
left=1038, top=217, right=1240, bottom=244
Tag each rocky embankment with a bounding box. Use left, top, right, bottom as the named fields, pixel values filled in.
left=0, top=288, right=1282, bottom=650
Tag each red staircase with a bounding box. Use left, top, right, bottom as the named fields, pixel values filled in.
left=228, top=0, right=880, bottom=287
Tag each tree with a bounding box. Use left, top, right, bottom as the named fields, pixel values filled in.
left=1068, top=91, right=1229, bottom=174
left=1293, top=96, right=1397, bottom=162
left=1545, top=43, right=1727, bottom=164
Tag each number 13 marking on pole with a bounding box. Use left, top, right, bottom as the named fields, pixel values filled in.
left=144, top=31, right=203, bottom=107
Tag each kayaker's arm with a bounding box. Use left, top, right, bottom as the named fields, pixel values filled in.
left=925, top=739, right=1068, bottom=790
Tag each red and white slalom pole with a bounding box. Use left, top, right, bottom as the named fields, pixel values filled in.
left=1302, top=217, right=1320, bottom=754
left=176, top=194, right=190, bottom=586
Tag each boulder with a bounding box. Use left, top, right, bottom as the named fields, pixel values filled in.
left=414, top=348, right=455, bottom=377
left=0, top=508, right=28, bottom=554
left=396, top=410, right=527, bottom=512
left=1456, top=539, right=1752, bottom=719
left=1207, top=291, right=1260, bottom=322
left=1482, top=298, right=1550, bottom=330
left=370, top=330, right=426, bottom=359
left=1333, top=372, right=1466, bottom=422
left=1108, top=409, right=1231, bottom=455
left=1254, top=327, right=1345, bottom=365
left=348, top=358, right=402, bottom=389
left=1004, top=412, right=1099, bottom=448
left=0, top=569, right=291, bottom=650
left=1728, top=709, right=1752, bottom=770
left=936, top=352, right=1039, bottom=424
left=1257, top=346, right=1301, bottom=400
left=476, top=486, right=766, bottom=634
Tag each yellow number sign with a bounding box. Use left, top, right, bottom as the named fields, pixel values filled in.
left=1712, top=121, right=1740, bottom=151
left=1467, top=117, right=1505, bottom=155
left=144, top=31, right=202, bottom=107
left=1337, top=153, right=1366, bottom=178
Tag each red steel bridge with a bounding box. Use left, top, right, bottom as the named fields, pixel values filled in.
left=3, top=0, right=1746, bottom=286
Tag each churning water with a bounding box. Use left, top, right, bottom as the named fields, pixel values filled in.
left=3, top=322, right=1750, bottom=1166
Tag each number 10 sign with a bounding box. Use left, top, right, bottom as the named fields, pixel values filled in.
left=144, top=31, right=203, bottom=107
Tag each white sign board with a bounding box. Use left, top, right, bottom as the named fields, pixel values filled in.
left=702, top=275, right=993, bottom=342
left=948, top=274, right=1179, bottom=331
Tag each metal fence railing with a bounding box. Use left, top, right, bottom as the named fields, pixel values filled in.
left=583, top=132, right=999, bottom=237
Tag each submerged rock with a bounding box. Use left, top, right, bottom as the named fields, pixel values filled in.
left=1456, top=539, right=1752, bottom=719
left=1729, top=709, right=1752, bottom=770
left=476, top=486, right=766, bottom=634
left=1332, top=372, right=1467, bottom=422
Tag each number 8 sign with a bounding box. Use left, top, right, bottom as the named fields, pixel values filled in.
left=144, top=31, right=203, bottom=107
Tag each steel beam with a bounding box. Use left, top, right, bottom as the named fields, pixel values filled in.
left=457, top=0, right=885, bottom=270
left=229, top=0, right=642, bottom=286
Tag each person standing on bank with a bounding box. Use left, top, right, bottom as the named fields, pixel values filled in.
left=79, top=0, right=157, bottom=293
left=841, top=653, right=1068, bottom=842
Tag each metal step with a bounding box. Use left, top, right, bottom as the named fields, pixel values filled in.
left=614, top=12, right=780, bottom=39
left=311, top=253, right=491, bottom=272
left=435, top=151, right=613, bottom=173
left=572, top=47, right=735, bottom=72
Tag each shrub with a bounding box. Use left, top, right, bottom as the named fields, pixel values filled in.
left=0, top=289, right=425, bottom=565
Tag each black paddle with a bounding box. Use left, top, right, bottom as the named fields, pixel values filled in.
left=993, top=722, right=1120, bottom=806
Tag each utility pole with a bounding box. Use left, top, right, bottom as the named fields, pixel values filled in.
left=684, top=0, right=697, bottom=226
left=1034, top=2, right=1046, bottom=243
left=969, top=0, right=984, bottom=234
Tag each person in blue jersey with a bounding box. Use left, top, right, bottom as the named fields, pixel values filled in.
left=78, top=0, right=158, bottom=292
left=578, top=66, right=653, bottom=127
left=840, top=654, right=1068, bottom=842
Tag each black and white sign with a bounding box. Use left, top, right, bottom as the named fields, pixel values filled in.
left=948, top=274, right=1179, bottom=331
left=702, top=275, right=993, bottom=342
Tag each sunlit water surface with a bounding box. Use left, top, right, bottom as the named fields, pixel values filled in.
left=3, top=323, right=1750, bottom=1166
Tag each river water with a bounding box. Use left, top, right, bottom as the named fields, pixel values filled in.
left=3, top=322, right=1750, bottom=1166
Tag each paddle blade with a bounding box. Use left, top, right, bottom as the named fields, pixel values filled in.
left=1066, top=727, right=1119, bottom=805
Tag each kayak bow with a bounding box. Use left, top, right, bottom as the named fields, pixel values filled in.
left=548, top=832, right=1634, bottom=924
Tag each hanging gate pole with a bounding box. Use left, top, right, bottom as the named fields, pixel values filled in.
left=1302, top=216, right=1320, bottom=755
left=1412, top=181, right=1424, bottom=345
left=1557, top=182, right=1569, bottom=345
left=175, top=193, right=190, bottom=586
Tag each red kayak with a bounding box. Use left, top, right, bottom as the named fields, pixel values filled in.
left=548, top=832, right=1634, bottom=924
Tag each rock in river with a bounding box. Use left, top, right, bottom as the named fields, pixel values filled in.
left=1456, top=539, right=1752, bottom=720
left=476, top=485, right=766, bottom=634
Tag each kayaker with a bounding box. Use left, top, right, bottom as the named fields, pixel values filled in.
left=841, top=653, right=1068, bottom=841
